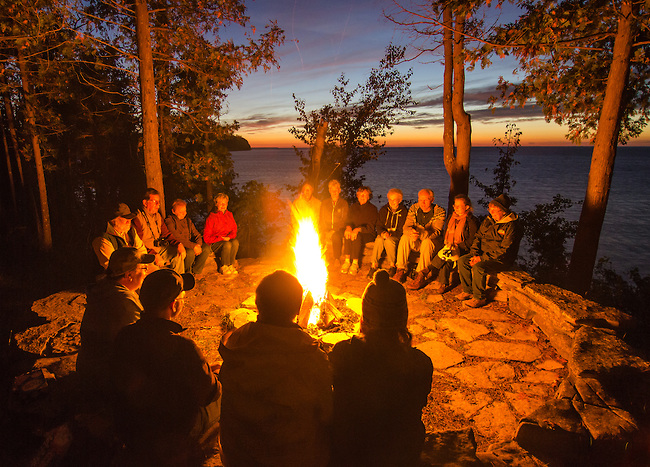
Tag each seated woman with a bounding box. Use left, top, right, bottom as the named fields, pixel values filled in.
left=340, top=186, right=378, bottom=275
left=428, top=194, right=478, bottom=294
left=203, top=193, right=239, bottom=274
left=329, top=270, right=433, bottom=467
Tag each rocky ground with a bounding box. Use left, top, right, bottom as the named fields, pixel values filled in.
left=4, top=249, right=568, bottom=466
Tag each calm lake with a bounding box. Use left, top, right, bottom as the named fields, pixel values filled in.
left=231, top=146, right=650, bottom=275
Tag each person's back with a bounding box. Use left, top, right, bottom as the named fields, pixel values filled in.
left=218, top=270, right=332, bottom=467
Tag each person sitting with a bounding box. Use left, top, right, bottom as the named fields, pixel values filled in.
left=419, top=194, right=478, bottom=293
left=291, top=182, right=321, bottom=229
left=203, top=193, right=239, bottom=275
left=111, top=269, right=221, bottom=464
left=394, top=189, right=446, bottom=288
left=319, top=179, right=349, bottom=266
left=218, top=270, right=332, bottom=467
left=340, top=186, right=378, bottom=275
left=329, top=269, right=433, bottom=467
left=134, top=188, right=185, bottom=274
left=457, top=194, right=523, bottom=308
left=92, top=202, right=147, bottom=271
left=77, top=247, right=154, bottom=399
left=368, top=188, right=407, bottom=278
left=165, top=199, right=211, bottom=275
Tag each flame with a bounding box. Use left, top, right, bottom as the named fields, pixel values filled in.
left=293, top=217, right=328, bottom=326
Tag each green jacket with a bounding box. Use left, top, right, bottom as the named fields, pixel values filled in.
left=470, top=212, right=522, bottom=266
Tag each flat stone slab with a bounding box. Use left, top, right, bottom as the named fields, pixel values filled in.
left=421, top=428, right=482, bottom=466
left=482, top=361, right=516, bottom=382
left=473, top=402, right=518, bottom=441
left=510, top=382, right=552, bottom=398
left=442, top=390, right=493, bottom=418
left=536, top=359, right=565, bottom=371
left=416, top=340, right=464, bottom=369
left=229, top=308, right=257, bottom=328
left=320, top=332, right=353, bottom=345
left=459, top=308, right=510, bottom=322
left=344, top=297, right=362, bottom=316
left=491, top=321, right=538, bottom=342
left=241, top=294, right=256, bottom=308
left=465, top=340, right=542, bottom=362
left=504, top=392, right=545, bottom=417
left=416, top=318, right=439, bottom=331
left=521, top=370, right=561, bottom=385
left=425, top=294, right=444, bottom=304
left=448, top=365, right=495, bottom=389
left=572, top=400, right=638, bottom=441
left=439, top=318, right=490, bottom=342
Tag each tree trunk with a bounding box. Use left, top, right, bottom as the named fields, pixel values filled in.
left=1, top=123, right=16, bottom=212
left=442, top=6, right=455, bottom=212
left=311, top=119, right=328, bottom=190
left=2, top=73, right=25, bottom=188
left=567, top=1, right=635, bottom=295
left=450, top=14, right=471, bottom=205
left=135, top=0, right=165, bottom=215
left=18, top=50, right=51, bottom=250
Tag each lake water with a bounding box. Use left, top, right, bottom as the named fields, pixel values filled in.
left=231, top=146, right=650, bottom=275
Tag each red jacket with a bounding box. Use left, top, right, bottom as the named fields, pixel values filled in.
left=203, top=210, right=237, bottom=244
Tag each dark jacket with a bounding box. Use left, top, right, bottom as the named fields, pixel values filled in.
left=346, top=202, right=378, bottom=235
left=470, top=212, right=522, bottom=265
left=376, top=203, right=407, bottom=238
left=165, top=213, right=203, bottom=249
left=320, top=197, right=349, bottom=233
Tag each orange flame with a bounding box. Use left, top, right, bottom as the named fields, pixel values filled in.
left=292, top=217, right=328, bottom=326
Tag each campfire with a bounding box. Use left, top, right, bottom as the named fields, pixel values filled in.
left=292, top=217, right=341, bottom=329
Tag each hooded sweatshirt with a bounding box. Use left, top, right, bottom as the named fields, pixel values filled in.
left=218, top=321, right=333, bottom=467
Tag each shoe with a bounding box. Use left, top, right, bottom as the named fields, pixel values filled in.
left=229, top=266, right=238, bottom=275
left=349, top=263, right=359, bottom=275
left=455, top=291, right=472, bottom=301
left=463, top=298, right=487, bottom=308
left=221, top=265, right=231, bottom=275
left=388, top=266, right=397, bottom=277
left=431, top=282, right=448, bottom=294
left=340, top=261, right=350, bottom=274
left=393, top=268, right=407, bottom=283
left=407, top=272, right=427, bottom=290
left=367, top=266, right=377, bottom=279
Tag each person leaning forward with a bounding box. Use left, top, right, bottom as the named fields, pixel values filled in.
left=134, top=188, right=186, bottom=274
left=111, top=269, right=221, bottom=464
left=165, top=199, right=211, bottom=275
left=456, top=194, right=523, bottom=308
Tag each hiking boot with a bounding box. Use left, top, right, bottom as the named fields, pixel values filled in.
left=455, top=291, right=472, bottom=301
left=340, top=260, right=350, bottom=274
left=393, top=268, right=407, bottom=283
left=407, top=272, right=427, bottom=290
left=349, top=263, right=359, bottom=275
left=463, top=298, right=487, bottom=308
left=367, top=266, right=378, bottom=279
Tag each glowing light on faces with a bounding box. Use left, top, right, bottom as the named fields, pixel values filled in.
left=388, top=194, right=401, bottom=211
left=292, top=217, right=328, bottom=326
left=453, top=199, right=469, bottom=217
left=488, top=204, right=506, bottom=221
left=357, top=190, right=370, bottom=205
left=144, top=194, right=161, bottom=214
left=418, top=191, right=433, bottom=211
left=174, top=205, right=187, bottom=220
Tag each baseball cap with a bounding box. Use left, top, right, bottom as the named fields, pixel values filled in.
left=107, top=247, right=155, bottom=277
left=139, top=269, right=195, bottom=314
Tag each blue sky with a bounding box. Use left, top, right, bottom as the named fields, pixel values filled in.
left=220, top=0, right=650, bottom=147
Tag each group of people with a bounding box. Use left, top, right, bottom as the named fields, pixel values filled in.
left=78, top=244, right=433, bottom=466
left=293, top=180, right=523, bottom=308
left=92, top=189, right=239, bottom=277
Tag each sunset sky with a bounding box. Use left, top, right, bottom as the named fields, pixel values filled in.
left=221, top=0, right=650, bottom=148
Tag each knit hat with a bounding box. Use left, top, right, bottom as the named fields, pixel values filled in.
left=110, top=202, right=136, bottom=220
left=139, top=269, right=195, bottom=314
left=489, top=194, right=512, bottom=213
left=107, top=247, right=155, bottom=277
left=362, top=269, right=408, bottom=330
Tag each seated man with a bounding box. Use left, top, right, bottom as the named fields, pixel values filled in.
left=165, top=199, right=211, bottom=275
left=77, top=247, right=154, bottom=398
left=112, top=269, right=221, bottom=463
left=291, top=182, right=321, bottom=228
left=368, top=188, right=407, bottom=278
left=341, top=186, right=378, bottom=275
left=134, top=188, right=185, bottom=274
left=457, top=194, right=522, bottom=308
left=218, top=270, right=333, bottom=467
left=319, top=179, right=349, bottom=266
left=393, top=189, right=446, bottom=288
left=92, top=202, right=147, bottom=271
left=203, top=193, right=239, bottom=274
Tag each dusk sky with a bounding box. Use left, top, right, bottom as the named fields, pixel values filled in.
left=221, top=0, right=650, bottom=148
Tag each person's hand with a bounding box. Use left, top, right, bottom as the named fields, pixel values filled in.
left=350, top=228, right=360, bottom=241
left=222, top=236, right=230, bottom=241
left=409, top=230, right=420, bottom=241
left=154, top=254, right=165, bottom=268
left=469, top=255, right=481, bottom=267
left=344, top=227, right=352, bottom=240
left=177, top=243, right=186, bottom=258
left=382, top=231, right=390, bottom=239
left=193, top=245, right=202, bottom=256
